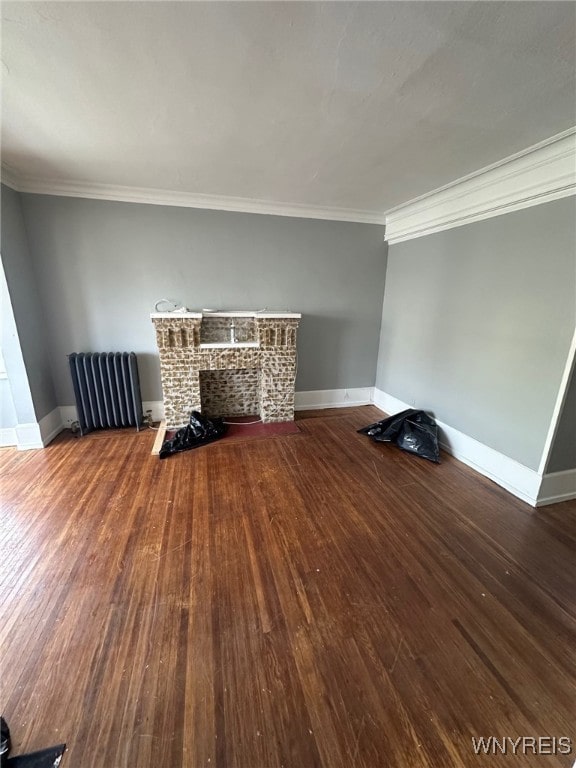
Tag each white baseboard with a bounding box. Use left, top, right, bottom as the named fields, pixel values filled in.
left=143, top=400, right=165, bottom=422
left=371, top=389, right=413, bottom=418
left=15, top=422, right=44, bottom=450
left=295, top=387, right=374, bottom=411
left=0, top=427, right=17, bottom=447
left=372, top=388, right=542, bottom=506
left=39, top=407, right=64, bottom=446
left=1, top=413, right=61, bottom=449
left=60, top=400, right=166, bottom=427
left=148, top=392, right=375, bottom=416
left=61, top=393, right=375, bottom=423
left=59, top=405, right=78, bottom=427
left=536, top=469, right=576, bottom=507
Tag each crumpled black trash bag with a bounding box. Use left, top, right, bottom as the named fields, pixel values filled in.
left=1, top=716, right=66, bottom=767
left=1, top=715, right=11, bottom=765
left=358, top=409, right=440, bottom=463
left=159, top=411, right=228, bottom=459
left=6, top=744, right=66, bottom=767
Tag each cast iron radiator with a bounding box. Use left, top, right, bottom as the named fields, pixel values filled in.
left=68, top=352, right=143, bottom=435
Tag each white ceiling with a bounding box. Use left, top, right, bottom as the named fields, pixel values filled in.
left=2, top=1, right=575, bottom=219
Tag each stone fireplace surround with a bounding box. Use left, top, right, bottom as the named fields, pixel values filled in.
left=151, top=311, right=301, bottom=429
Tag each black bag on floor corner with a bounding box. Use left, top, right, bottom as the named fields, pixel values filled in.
left=358, top=409, right=440, bottom=463
left=357, top=408, right=419, bottom=442
left=395, top=417, right=440, bottom=463
left=159, top=411, right=228, bottom=459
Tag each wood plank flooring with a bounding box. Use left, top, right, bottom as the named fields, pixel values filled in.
left=0, top=406, right=575, bottom=768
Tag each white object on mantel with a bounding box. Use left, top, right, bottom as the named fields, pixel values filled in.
left=150, top=310, right=302, bottom=319
left=154, top=298, right=188, bottom=313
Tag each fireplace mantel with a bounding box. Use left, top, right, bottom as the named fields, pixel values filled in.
left=151, top=310, right=301, bottom=428
left=151, top=310, right=301, bottom=319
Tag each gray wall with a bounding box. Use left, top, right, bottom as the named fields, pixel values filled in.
left=546, top=358, right=576, bottom=473
left=376, top=197, right=576, bottom=471
left=1, top=186, right=57, bottom=422
left=20, top=194, right=387, bottom=404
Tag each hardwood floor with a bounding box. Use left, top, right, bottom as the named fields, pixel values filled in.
left=1, top=406, right=575, bottom=768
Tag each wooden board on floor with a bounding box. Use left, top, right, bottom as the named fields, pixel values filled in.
left=151, top=419, right=166, bottom=455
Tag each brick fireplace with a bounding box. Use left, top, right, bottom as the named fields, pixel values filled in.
left=151, top=311, right=301, bottom=428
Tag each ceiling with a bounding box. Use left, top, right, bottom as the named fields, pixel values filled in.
left=2, top=1, right=575, bottom=219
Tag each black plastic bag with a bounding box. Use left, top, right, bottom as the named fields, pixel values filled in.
left=1, top=716, right=10, bottom=766
left=358, top=408, right=419, bottom=442
left=358, top=409, right=440, bottom=463
left=6, top=744, right=66, bottom=767
left=159, top=411, right=228, bottom=459
left=396, top=418, right=440, bottom=463
left=1, top=716, right=65, bottom=767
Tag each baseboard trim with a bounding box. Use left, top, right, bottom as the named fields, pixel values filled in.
left=372, top=388, right=542, bottom=506
left=60, top=400, right=166, bottom=427
left=143, top=401, right=165, bottom=422
left=62, top=392, right=375, bottom=423
left=536, top=469, right=576, bottom=507
left=0, top=427, right=17, bottom=447
left=39, top=407, right=65, bottom=446
left=295, top=387, right=374, bottom=411
left=1, top=417, right=59, bottom=450
left=59, top=405, right=78, bottom=428
left=15, top=422, right=44, bottom=450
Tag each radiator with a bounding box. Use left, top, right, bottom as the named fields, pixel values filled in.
left=68, top=352, right=143, bottom=435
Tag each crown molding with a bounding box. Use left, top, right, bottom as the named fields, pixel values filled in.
left=4, top=128, right=574, bottom=230
left=0, top=170, right=385, bottom=225
left=385, top=127, right=576, bottom=244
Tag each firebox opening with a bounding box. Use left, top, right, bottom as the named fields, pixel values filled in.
left=199, top=368, right=261, bottom=419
